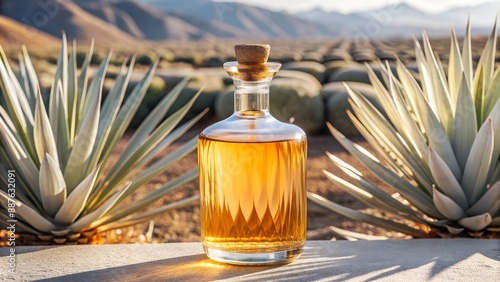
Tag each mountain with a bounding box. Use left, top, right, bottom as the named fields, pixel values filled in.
left=142, top=0, right=338, bottom=38
left=77, top=0, right=214, bottom=40
left=296, top=1, right=499, bottom=38
left=0, top=15, right=59, bottom=47
left=0, top=0, right=138, bottom=44
left=354, top=3, right=444, bottom=28
left=442, top=2, right=500, bottom=27
left=0, top=0, right=497, bottom=45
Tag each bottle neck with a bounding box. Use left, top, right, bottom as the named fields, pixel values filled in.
left=234, top=79, right=270, bottom=116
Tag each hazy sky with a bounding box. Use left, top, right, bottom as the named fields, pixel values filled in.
left=224, top=0, right=496, bottom=13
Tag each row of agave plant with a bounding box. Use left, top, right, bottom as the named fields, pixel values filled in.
left=309, top=21, right=499, bottom=238
left=0, top=35, right=204, bottom=243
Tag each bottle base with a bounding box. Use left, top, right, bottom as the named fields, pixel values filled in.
left=203, top=245, right=304, bottom=265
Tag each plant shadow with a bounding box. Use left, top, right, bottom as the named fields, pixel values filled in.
left=36, top=239, right=497, bottom=281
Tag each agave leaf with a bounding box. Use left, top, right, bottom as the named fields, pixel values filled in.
left=0, top=117, right=40, bottom=199
left=84, top=59, right=135, bottom=175
left=346, top=86, right=412, bottom=163
left=119, top=77, right=189, bottom=160
left=0, top=155, right=40, bottom=210
left=473, top=18, right=497, bottom=121
left=395, top=59, right=427, bottom=134
left=324, top=160, right=422, bottom=221
left=54, top=80, right=70, bottom=169
left=476, top=18, right=497, bottom=94
left=346, top=87, right=434, bottom=191
left=0, top=212, right=41, bottom=235
left=98, top=60, right=159, bottom=168
left=489, top=158, right=500, bottom=184
left=5, top=50, right=35, bottom=127
left=70, top=182, right=131, bottom=232
left=64, top=77, right=102, bottom=193
left=55, top=164, right=101, bottom=225
left=410, top=70, right=462, bottom=180
left=327, top=124, right=443, bottom=218
left=116, top=137, right=198, bottom=203
left=347, top=110, right=409, bottom=178
left=19, top=46, right=39, bottom=111
left=491, top=217, right=500, bottom=227
left=392, top=61, right=429, bottom=161
left=428, top=147, right=468, bottom=209
left=0, top=106, right=17, bottom=135
left=79, top=52, right=111, bottom=129
left=307, top=192, right=428, bottom=238
left=365, top=65, right=401, bottom=130
left=414, top=39, right=431, bottom=103
left=444, top=225, right=464, bottom=235
left=323, top=169, right=397, bottom=216
left=139, top=109, right=207, bottom=166
left=448, top=27, right=464, bottom=107
left=461, top=118, right=494, bottom=203
left=487, top=98, right=500, bottom=164
left=0, top=190, right=57, bottom=232
left=462, top=19, right=473, bottom=90
left=49, top=34, right=68, bottom=132
left=89, top=112, right=206, bottom=211
left=452, top=73, right=477, bottom=171
left=421, top=32, right=453, bottom=134
left=76, top=39, right=94, bottom=130
left=67, top=41, right=78, bottom=147
left=329, top=226, right=388, bottom=241
left=484, top=66, right=500, bottom=118
left=466, top=181, right=500, bottom=216
left=39, top=153, right=67, bottom=216
left=101, top=168, right=198, bottom=225
left=96, top=195, right=199, bottom=232
left=432, top=187, right=464, bottom=221
left=458, top=213, right=492, bottom=231
left=473, top=66, right=485, bottom=124
left=0, top=47, right=29, bottom=145
left=34, top=92, right=59, bottom=166
left=101, top=88, right=202, bottom=200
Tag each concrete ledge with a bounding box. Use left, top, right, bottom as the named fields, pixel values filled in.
left=1, top=239, right=498, bottom=281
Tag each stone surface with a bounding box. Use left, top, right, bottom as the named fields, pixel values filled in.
left=1, top=239, right=499, bottom=281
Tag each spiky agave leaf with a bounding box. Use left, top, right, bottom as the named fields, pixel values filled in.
left=310, top=20, right=500, bottom=238
left=0, top=37, right=203, bottom=243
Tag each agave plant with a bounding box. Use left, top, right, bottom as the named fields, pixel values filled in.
left=0, top=36, right=204, bottom=243
left=309, top=21, right=499, bottom=239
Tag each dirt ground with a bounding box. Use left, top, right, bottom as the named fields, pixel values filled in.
left=103, top=118, right=406, bottom=244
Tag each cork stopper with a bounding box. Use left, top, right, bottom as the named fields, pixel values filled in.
left=227, top=44, right=278, bottom=81
left=235, top=44, right=270, bottom=65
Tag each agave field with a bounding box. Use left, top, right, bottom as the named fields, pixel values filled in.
left=1, top=27, right=499, bottom=243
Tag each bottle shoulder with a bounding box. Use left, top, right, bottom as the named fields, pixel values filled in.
left=200, top=114, right=306, bottom=143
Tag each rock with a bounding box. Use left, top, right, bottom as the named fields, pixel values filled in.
left=275, top=70, right=322, bottom=94
left=281, top=61, right=326, bottom=83
left=323, top=60, right=352, bottom=82
left=269, top=78, right=324, bottom=134
left=329, top=63, right=381, bottom=84
left=302, top=51, right=324, bottom=63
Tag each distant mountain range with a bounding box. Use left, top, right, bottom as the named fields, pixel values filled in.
left=0, top=0, right=497, bottom=46
left=296, top=2, right=499, bottom=38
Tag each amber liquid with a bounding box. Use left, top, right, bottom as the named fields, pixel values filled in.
left=198, top=136, right=307, bottom=253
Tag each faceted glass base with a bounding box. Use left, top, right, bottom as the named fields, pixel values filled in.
left=203, top=245, right=304, bottom=265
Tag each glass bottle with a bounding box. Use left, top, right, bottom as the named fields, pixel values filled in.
left=198, top=44, right=307, bottom=265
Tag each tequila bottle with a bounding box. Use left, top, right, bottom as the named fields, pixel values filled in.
left=198, top=44, right=307, bottom=265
